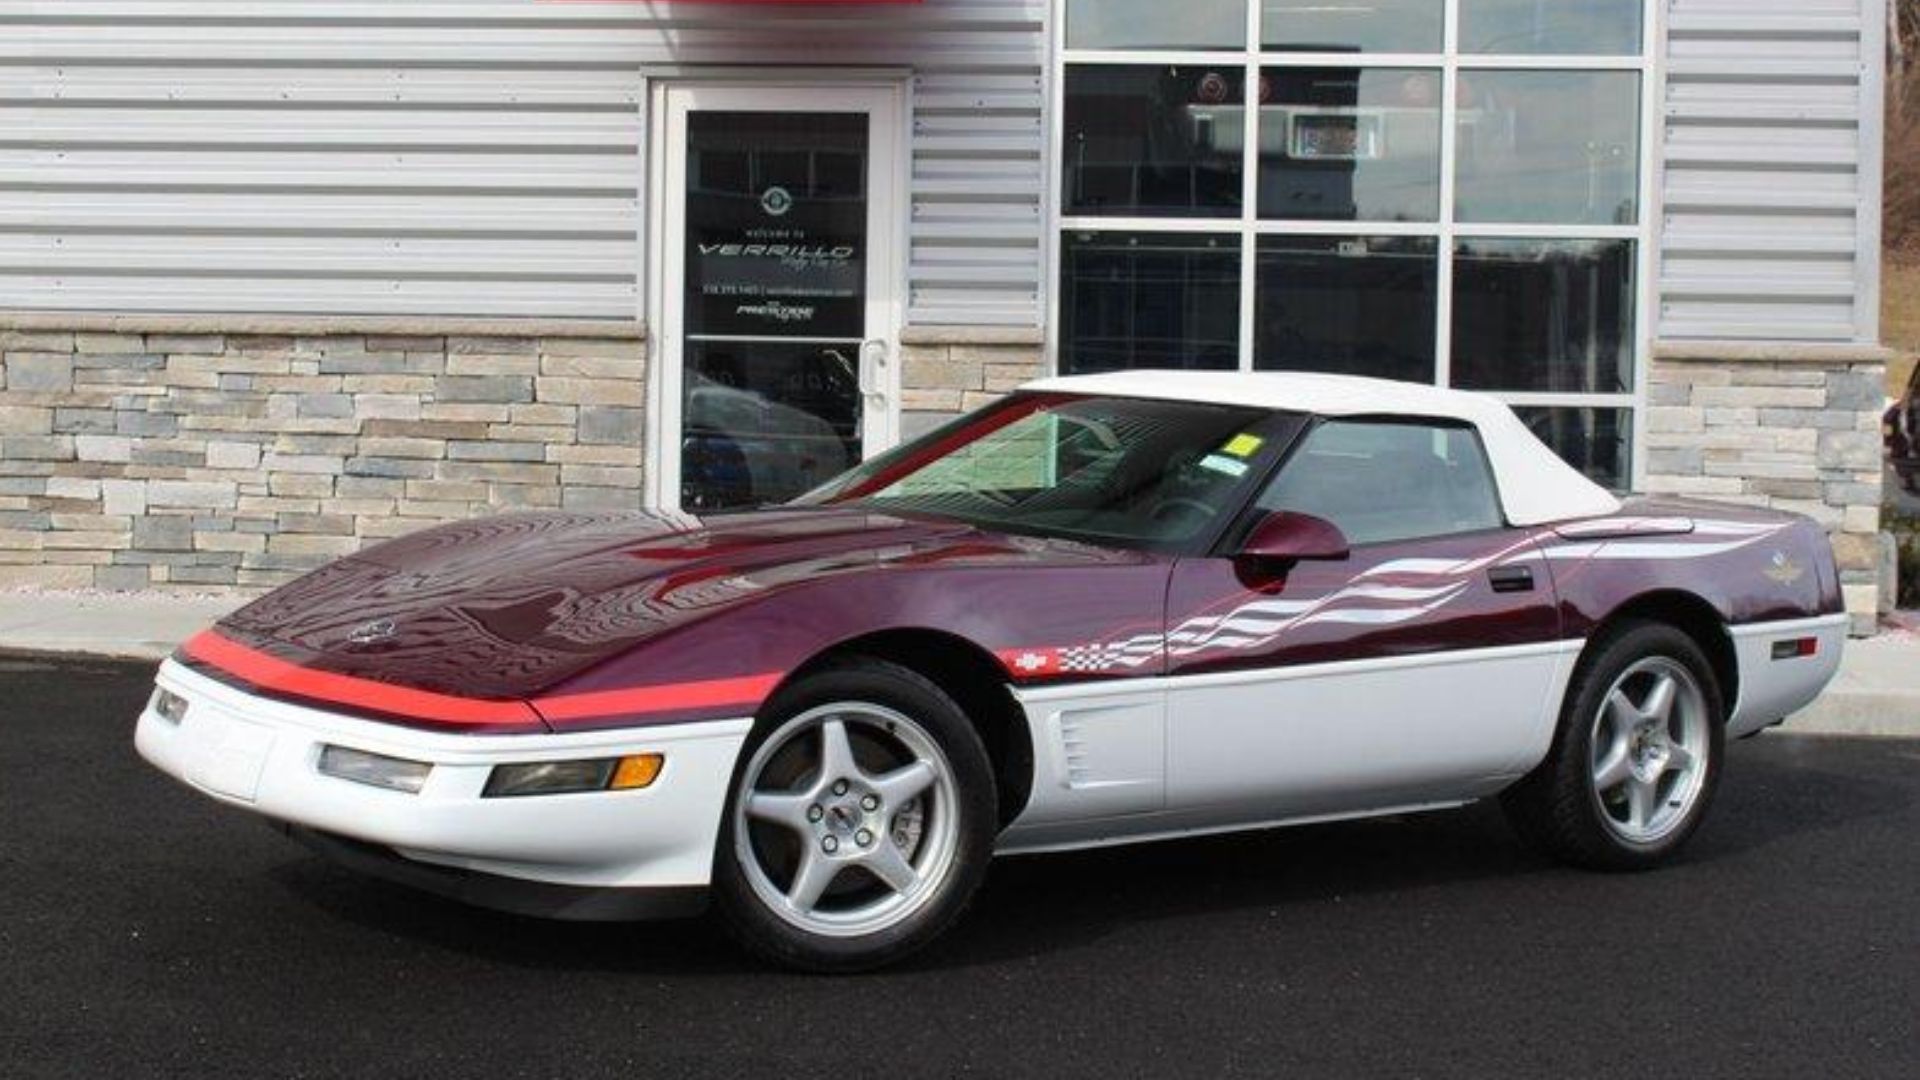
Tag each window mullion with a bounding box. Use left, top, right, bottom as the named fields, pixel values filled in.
left=1435, top=0, right=1461, bottom=389
left=1239, top=1, right=1261, bottom=373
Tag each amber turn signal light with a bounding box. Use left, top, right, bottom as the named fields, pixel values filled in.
left=483, top=753, right=665, bottom=797
left=610, top=753, right=664, bottom=790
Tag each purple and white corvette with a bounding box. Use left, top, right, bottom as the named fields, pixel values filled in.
left=136, top=372, right=1846, bottom=970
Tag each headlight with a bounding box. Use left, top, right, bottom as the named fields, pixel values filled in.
left=317, top=745, right=433, bottom=794
left=483, top=754, right=663, bottom=798
left=151, top=688, right=190, bottom=725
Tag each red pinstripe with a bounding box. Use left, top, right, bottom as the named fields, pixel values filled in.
left=181, top=630, right=778, bottom=730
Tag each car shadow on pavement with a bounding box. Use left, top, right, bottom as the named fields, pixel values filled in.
left=264, top=735, right=1914, bottom=976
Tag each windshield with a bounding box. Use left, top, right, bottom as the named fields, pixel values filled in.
left=799, top=393, right=1304, bottom=550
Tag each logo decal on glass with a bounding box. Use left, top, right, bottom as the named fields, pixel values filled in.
left=759, top=185, right=794, bottom=217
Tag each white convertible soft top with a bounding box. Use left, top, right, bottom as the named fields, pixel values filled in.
left=1021, top=370, right=1623, bottom=527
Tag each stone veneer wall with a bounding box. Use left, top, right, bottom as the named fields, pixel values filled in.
left=897, top=327, right=1047, bottom=441
left=0, top=319, right=646, bottom=592
left=1646, top=344, right=1890, bottom=636
left=0, top=318, right=1047, bottom=594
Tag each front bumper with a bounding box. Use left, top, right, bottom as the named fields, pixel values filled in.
left=136, top=659, right=752, bottom=898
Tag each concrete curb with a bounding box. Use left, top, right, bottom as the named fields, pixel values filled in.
left=0, top=591, right=241, bottom=665
left=1775, top=632, right=1920, bottom=737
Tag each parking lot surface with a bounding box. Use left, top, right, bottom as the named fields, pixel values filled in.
left=3, top=657, right=1916, bottom=1079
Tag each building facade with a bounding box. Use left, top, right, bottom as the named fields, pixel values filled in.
left=0, top=0, right=1893, bottom=632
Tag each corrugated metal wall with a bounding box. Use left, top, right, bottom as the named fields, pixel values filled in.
left=0, top=0, right=1046, bottom=326
left=1659, top=0, right=1883, bottom=343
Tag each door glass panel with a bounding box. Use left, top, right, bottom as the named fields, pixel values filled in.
left=683, top=341, right=862, bottom=511
left=1255, top=420, right=1503, bottom=544
left=680, top=111, right=868, bottom=510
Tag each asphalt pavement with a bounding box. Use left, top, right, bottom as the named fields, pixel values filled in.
left=3, top=658, right=1916, bottom=1079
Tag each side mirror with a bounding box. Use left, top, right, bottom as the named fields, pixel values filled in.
left=1235, top=511, right=1350, bottom=565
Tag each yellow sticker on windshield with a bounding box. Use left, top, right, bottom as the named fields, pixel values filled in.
left=1221, top=433, right=1264, bottom=458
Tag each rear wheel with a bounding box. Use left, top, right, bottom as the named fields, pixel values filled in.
left=1502, top=621, right=1725, bottom=870
left=713, top=658, right=995, bottom=972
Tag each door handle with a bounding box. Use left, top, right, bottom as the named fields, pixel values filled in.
left=1488, top=566, right=1535, bottom=594
left=859, top=338, right=890, bottom=407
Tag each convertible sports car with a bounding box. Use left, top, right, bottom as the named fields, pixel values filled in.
left=136, top=372, right=1847, bottom=970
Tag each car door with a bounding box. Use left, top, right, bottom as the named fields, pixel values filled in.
left=1163, top=417, right=1569, bottom=823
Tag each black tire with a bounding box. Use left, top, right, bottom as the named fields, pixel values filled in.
left=1501, top=620, right=1726, bottom=871
left=712, top=657, right=996, bottom=973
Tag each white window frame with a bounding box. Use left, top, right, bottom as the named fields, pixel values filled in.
left=639, top=70, right=912, bottom=511
left=1045, top=0, right=1662, bottom=491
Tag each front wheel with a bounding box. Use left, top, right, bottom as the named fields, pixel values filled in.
left=1502, top=621, right=1726, bottom=870
left=712, top=658, right=996, bottom=972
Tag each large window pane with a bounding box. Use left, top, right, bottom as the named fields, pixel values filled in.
left=1258, top=68, right=1440, bottom=222
left=1068, top=0, right=1246, bottom=50
left=1064, top=66, right=1245, bottom=218
left=1451, top=238, right=1634, bottom=393
left=1263, top=0, right=1443, bottom=53
left=1255, top=236, right=1437, bottom=383
left=1060, top=231, right=1242, bottom=374
left=1461, top=0, right=1643, bottom=56
left=1513, top=407, right=1631, bottom=492
left=1455, top=71, right=1639, bottom=225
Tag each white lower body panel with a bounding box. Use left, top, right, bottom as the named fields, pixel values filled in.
left=999, top=640, right=1583, bottom=853
left=1726, top=613, right=1849, bottom=738
left=136, top=660, right=751, bottom=890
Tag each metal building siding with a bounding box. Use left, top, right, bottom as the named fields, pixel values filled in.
left=0, top=0, right=1046, bottom=326
left=1659, top=0, right=1883, bottom=343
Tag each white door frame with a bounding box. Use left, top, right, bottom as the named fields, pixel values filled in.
left=643, top=76, right=909, bottom=511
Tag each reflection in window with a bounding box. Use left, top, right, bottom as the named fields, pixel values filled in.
left=1451, top=239, right=1634, bottom=394
left=1461, top=0, right=1643, bottom=56
left=1513, top=406, right=1631, bottom=492
left=1263, top=0, right=1443, bottom=53
left=1258, top=68, right=1440, bottom=222
left=1064, top=66, right=1246, bottom=217
left=1060, top=232, right=1241, bottom=375
left=682, top=342, right=862, bottom=511
left=1455, top=71, right=1639, bottom=225
left=1256, top=236, right=1437, bottom=383
left=1068, top=0, right=1247, bottom=50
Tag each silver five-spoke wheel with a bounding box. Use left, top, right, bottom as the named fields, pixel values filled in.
left=732, top=702, right=961, bottom=939
left=1503, top=620, right=1725, bottom=871
left=1588, top=656, right=1711, bottom=846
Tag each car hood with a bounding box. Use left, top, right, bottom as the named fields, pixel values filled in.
left=212, top=507, right=1025, bottom=703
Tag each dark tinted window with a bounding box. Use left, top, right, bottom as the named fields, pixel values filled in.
left=1060, top=231, right=1242, bottom=375
left=1256, top=419, right=1504, bottom=544
left=1512, top=406, right=1630, bottom=492
left=1063, top=66, right=1245, bottom=217
left=1451, top=238, right=1634, bottom=393
left=1255, top=235, right=1437, bottom=383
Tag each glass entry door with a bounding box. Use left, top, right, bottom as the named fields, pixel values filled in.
left=654, top=85, right=901, bottom=512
